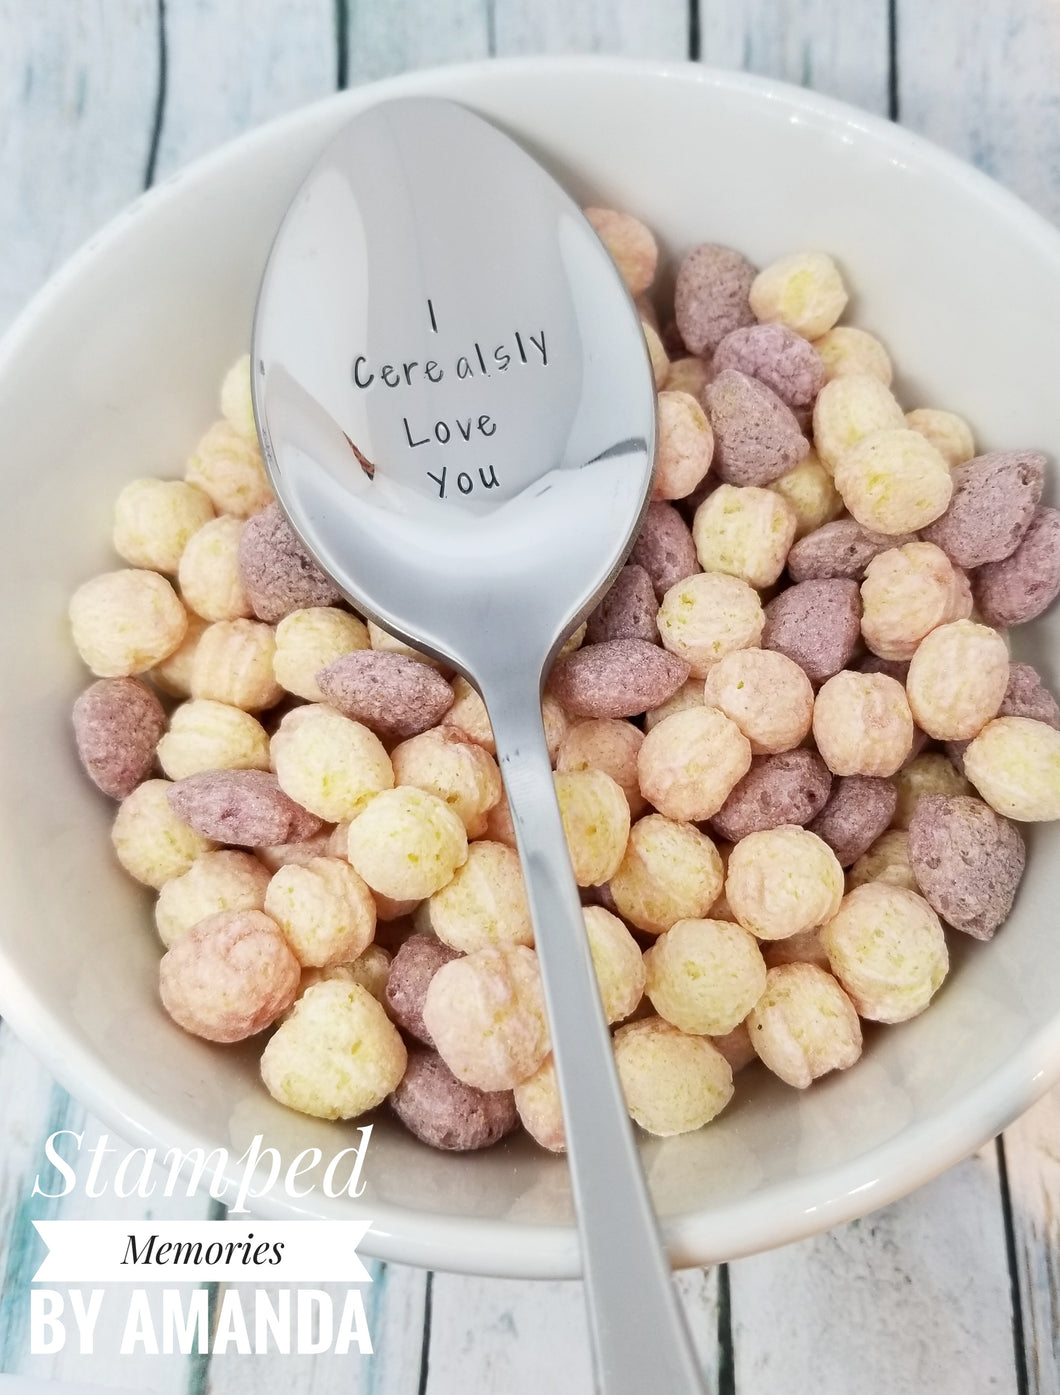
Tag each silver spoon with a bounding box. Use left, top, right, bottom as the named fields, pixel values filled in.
left=252, top=96, right=707, bottom=1395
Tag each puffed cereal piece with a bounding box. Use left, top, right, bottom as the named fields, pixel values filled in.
left=442, top=676, right=495, bottom=752
left=484, top=791, right=517, bottom=847
left=629, top=501, right=700, bottom=600
left=186, top=420, right=273, bottom=517
left=813, top=671, right=913, bottom=777
left=1001, top=663, right=1060, bottom=728
left=642, top=321, right=670, bottom=390
left=168, top=769, right=323, bottom=846
left=272, top=606, right=369, bottom=702
left=847, top=828, right=918, bottom=892
left=261, top=979, right=407, bottom=1119
left=426, top=841, right=532, bottom=952
left=645, top=917, right=766, bottom=1036
left=554, top=769, right=630, bottom=886
left=921, top=451, right=1044, bottom=568
left=585, top=565, right=658, bottom=646
left=834, top=428, right=953, bottom=535
left=178, top=515, right=252, bottom=622
left=653, top=390, right=714, bottom=501
left=692, top=484, right=797, bottom=588
left=709, top=1020, right=757, bottom=1073
left=747, top=963, right=862, bottom=1089
left=513, top=1056, right=566, bottom=1152
left=712, top=322, right=825, bottom=411
left=347, top=787, right=468, bottom=900
left=905, top=408, right=975, bottom=467
left=220, top=353, right=257, bottom=442
left=807, top=775, right=897, bottom=867
left=557, top=719, right=645, bottom=818
left=702, top=647, right=814, bottom=754
left=963, top=716, right=1060, bottom=821
left=150, top=612, right=208, bottom=698
left=550, top=638, right=690, bottom=720
left=644, top=677, right=704, bottom=731
left=367, top=620, right=446, bottom=670
left=613, top=1017, right=733, bottom=1137
left=908, top=794, right=1025, bottom=939
left=391, top=727, right=502, bottom=838
left=191, top=618, right=283, bottom=712
left=579, top=905, right=644, bottom=1023
left=422, top=944, right=549, bottom=1091
left=609, top=814, right=723, bottom=935
left=112, top=778, right=215, bottom=888
left=272, top=704, right=393, bottom=822
left=712, top=749, right=832, bottom=842
left=584, top=207, right=658, bottom=296
left=761, top=928, right=831, bottom=971
left=317, top=650, right=455, bottom=739
left=155, top=849, right=271, bottom=948
left=906, top=620, right=1009, bottom=741
left=256, top=827, right=337, bottom=873
left=768, top=453, right=843, bottom=539
left=703, top=369, right=810, bottom=487
left=821, top=883, right=948, bottom=1022
left=70, top=569, right=187, bottom=678
left=666, top=356, right=710, bottom=400
left=762, top=578, right=861, bottom=686
left=160, top=908, right=300, bottom=1043
left=384, top=933, right=462, bottom=1045
left=976, top=507, right=1060, bottom=628
left=788, top=518, right=914, bottom=584
left=113, top=478, right=214, bottom=574
left=814, top=326, right=893, bottom=385
left=392, top=1050, right=517, bottom=1152
left=73, top=677, right=166, bottom=799
left=238, top=503, right=342, bottom=622
left=891, top=753, right=971, bottom=830
left=264, top=856, right=376, bottom=968
left=674, top=243, right=757, bottom=356
left=657, top=571, right=764, bottom=678
left=726, top=826, right=844, bottom=940
left=343, top=943, right=392, bottom=1001
left=812, top=374, right=906, bottom=474
left=860, top=541, right=965, bottom=661
left=750, top=251, right=848, bottom=339
left=156, top=699, right=268, bottom=780
left=638, top=706, right=752, bottom=823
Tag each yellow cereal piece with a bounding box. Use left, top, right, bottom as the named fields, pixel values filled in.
left=220, top=354, right=258, bottom=443
left=177, top=515, right=251, bottom=622
left=367, top=619, right=446, bottom=670
left=666, top=356, right=710, bottom=399
left=347, top=786, right=467, bottom=900
left=272, top=704, right=394, bottom=822
left=861, top=541, right=963, bottom=661
left=702, top=647, right=814, bottom=754
left=847, top=829, right=918, bottom=893
left=150, top=613, right=208, bottom=698
left=657, top=571, right=764, bottom=677
left=442, top=675, right=495, bottom=752
left=554, top=768, right=630, bottom=886
left=905, top=407, right=976, bottom=467
left=813, top=671, right=913, bottom=777
left=726, top=826, right=844, bottom=941
left=638, top=705, right=751, bottom=822
left=821, top=883, right=948, bottom=1022
left=768, top=453, right=843, bottom=539
left=541, top=693, right=571, bottom=763
left=613, top=1017, right=733, bottom=1137
left=707, top=842, right=736, bottom=921
left=154, top=849, right=270, bottom=948
left=906, top=619, right=1009, bottom=740
left=261, top=979, right=407, bottom=1119
left=609, top=813, right=724, bottom=935
left=513, top=1056, right=566, bottom=1153
left=812, top=374, right=906, bottom=473
left=747, top=962, right=862, bottom=1088
left=556, top=718, right=646, bottom=818
left=833, top=427, right=953, bottom=534
left=264, top=856, right=376, bottom=968
left=654, top=390, right=714, bottom=501
left=273, top=606, right=370, bottom=702
left=426, top=840, right=532, bottom=952
left=113, top=478, right=214, bottom=574
left=391, top=728, right=502, bottom=838
left=558, top=620, right=588, bottom=658
left=750, top=251, right=848, bottom=339
left=111, top=778, right=215, bottom=888
left=645, top=916, right=766, bottom=1035
left=190, top=617, right=283, bottom=712
left=185, top=419, right=273, bottom=517
left=692, top=483, right=796, bottom=587
left=70, top=569, right=188, bottom=677
left=644, top=678, right=704, bottom=731
left=892, top=753, right=972, bottom=830
left=813, top=326, right=893, bottom=385
left=156, top=699, right=269, bottom=780
left=963, top=716, right=1060, bottom=821
left=583, top=905, right=646, bottom=1023
left=284, top=948, right=393, bottom=1018
left=583, top=207, right=659, bottom=297
left=642, top=321, right=670, bottom=389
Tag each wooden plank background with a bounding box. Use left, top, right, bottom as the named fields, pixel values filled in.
left=2, top=1, right=1060, bottom=1390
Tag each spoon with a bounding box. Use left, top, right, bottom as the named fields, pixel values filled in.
left=252, top=95, right=707, bottom=1395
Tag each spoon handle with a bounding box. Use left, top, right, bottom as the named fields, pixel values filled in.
left=486, top=685, right=709, bottom=1395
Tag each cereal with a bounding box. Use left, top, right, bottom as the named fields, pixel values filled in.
left=272, top=606, right=369, bottom=702
left=556, top=718, right=645, bottom=818
left=653, top=390, right=714, bottom=500
left=613, top=1017, right=733, bottom=1136
left=316, top=650, right=455, bottom=739
left=584, top=207, right=658, bottom=296
left=391, top=728, right=502, bottom=838
left=271, top=704, right=393, bottom=822
left=692, top=484, right=797, bottom=588
left=712, top=749, right=832, bottom=842
left=749, top=251, right=848, bottom=339
left=628, top=501, right=700, bottom=599
left=220, top=353, right=257, bottom=442
left=644, top=917, right=766, bottom=1036
left=150, top=613, right=208, bottom=698
left=484, top=791, right=517, bottom=847
left=638, top=706, right=752, bottom=822
left=191, top=618, right=283, bottom=711
left=513, top=1057, right=566, bottom=1152
left=906, top=620, right=1009, bottom=740
left=583, top=905, right=647, bottom=1022
left=585, top=564, right=659, bottom=645
left=847, top=828, right=918, bottom=892
left=761, top=928, right=831, bottom=971
left=976, top=507, right=1060, bottom=627
left=644, top=677, right=704, bottom=731
left=70, top=569, right=187, bottom=677
left=747, top=963, right=862, bottom=1089
left=657, top=571, right=764, bottom=677
left=384, top=933, right=462, bottom=1045
left=713, top=322, right=825, bottom=411
left=921, top=451, right=1044, bottom=567
left=185, top=420, right=273, bottom=517
left=963, top=716, right=1060, bottom=821
left=156, top=699, right=269, bottom=780
left=891, top=753, right=971, bottom=830
left=725, top=826, right=844, bottom=940
left=833, top=428, right=953, bottom=534
left=787, top=518, right=914, bottom=583
left=768, top=453, right=843, bottom=539
left=442, top=676, right=495, bottom=752
left=168, top=769, right=323, bottom=847
left=367, top=621, right=445, bottom=670
left=72, top=677, right=166, bottom=799
left=260, top=979, right=407, bottom=1119
left=256, top=828, right=337, bottom=873
left=609, top=814, right=723, bottom=934
left=112, top=779, right=215, bottom=888
left=341, top=943, right=392, bottom=1001
left=549, top=637, right=690, bottom=718
left=665, top=356, right=710, bottom=400
left=905, top=408, right=976, bottom=467
left=554, top=769, right=630, bottom=886
left=238, top=502, right=342, bottom=622
left=265, top=856, right=376, bottom=967
left=392, top=1050, right=518, bottom=1151
left=808, top=775, right=897, bottom=867
left=177, top=515, right=252, bottom=622
left=702, top=369, right=810, bottom=487
left=813, top=671, right=913, bottom=776
left=347, top=787, right=468, bottom=899
left=860, top=541, right=968, bottom=661
left=558, top=621, right=587, bottom=658
left=113, top=478, right=214, bottom=574
left=642, top=321, right=669, bottom=389
left=812, top=374, right=906, bottom=473
left=908, top=794, right=1025, bottom=940
left=155, top=850, right=271, bottom=948
left=821, top=883, right=948, bottom=1022
left=762, top=578, right=861, bottom=685
left=426, top=841, right=532, bottom=952
left=674, top=243, right=757, bottom=355
left=702, top=648, right=814, bottom=755
left=1000, top=662, right=1060, bottom=728
left=814, top=326, right=893, bottom=385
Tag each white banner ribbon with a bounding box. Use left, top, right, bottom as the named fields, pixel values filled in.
left=32, top=1220, right=373, bottom=1284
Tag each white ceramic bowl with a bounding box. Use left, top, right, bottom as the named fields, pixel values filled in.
left=3, top=57, right=1060, bottom=1279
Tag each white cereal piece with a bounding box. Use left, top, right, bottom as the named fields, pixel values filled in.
left=860, top=541, right=962, bottom=660
left=906, top=619, right=1009, bottom=740
left=768, top=453, right=843, bottom=539
left=441, top=676, right=496, bottom=752
left=821, top=882, right=948, bottom=1022
left=156, top=699, right=269, bottom=780
left=557, top=719, right=646, bottom=819
left=343, top=943, right=392, bottom=1001
left=190, top=617, right=283, bottom=712
left=813, top=671, right=913, bottom=777
left=347, top=786, right=467, bottom=900
left=747, top=962, right=862, bottom=1088
left=264, top=855, right=376, bottom=968
left=692, top=483, right=797, bottom=587
left=639, top=705, right=751, bottom=822
left=813, top=326, right=893, bottom=385
left=554, top=768, right=630, bottom=886
left=154, top=849, right=270, bottom=948
left=113, top=478, right=214, bottom=574
left=726, top=826, right=844, bottom=940
left=644, top=678, right=704, bottom=731
left=150, top=613, right=208, bottom=698
left=185, top=419, right=273, bottom=517
left=583, top=207, right=659, bottom=296
left=905, top=408, right=976, bottom=467
left=642, top=321, right=670, bottom=390
left=609, top=813, right=724, bottom=935
left=833, top=427, right=953, bottom=534
left=613, top=1017, right=733, bottom=1136
left=653, top=390, right=714, bottom=501
left=702, top=648, right=814, bottom=754
left=70, top=569, right=187, bottom=678
left=273, top=606, right=370, bottom=701
left=391, top=728, right=502, bottom=838
left=425, top=840, right=532, bottom=952
left=260, top=979, right=407, bottom=1119
left=847, top=829, right=918, bottom=892
left=657, top=571, right=764, bottom=678
left=645, top=916, right=766, bottom=1036
left=812, top=374, right=906, bottom=474
left=892, top=753, right=972, bottom=830
left=583, top=905, right=646, bottom=1023
left=749, top=251, right=848, bottom=339
left=963, top=716, right=1060, bottom=821
left=111, top=778, right=215, bottom=888
left=220, top=354, right=258, bottom=443
left=513, top=1056, right=566, bottom=1153
left=272, top=704, right=394, bottom=822
left=177, top=515, right=251, bottom=622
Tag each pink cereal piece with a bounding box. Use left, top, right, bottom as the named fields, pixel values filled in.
left=787, top=519, right=916, bottom=583
left=711, top=322, right=825, bottom=411
left=762, top=578, right=861, bottom=685
left=907, top=793, right=1025, bottom=940
left=391, top=1050, right=518, bottom=1151
left=674, top=243, right=757, bottom=356
left=711, top=749, right=832, bottom=843
left=808, top=775, right=897, bottom=867
left=628, top=502, right=700, bottom=600
left=703, top=370, right=810, bottom=487
left=238, top=503, right=342, bottom=622
left=72, top=677, right=166, bottom=799
left=921, top=451, right=1045, bottom=568
left=976, top=507, right=1060, bottom=627
left=1000, top=662, right=1060, bottom=728
left=159, top=908, right=300, bottom=1042
left=316, top=650, right=454, bottom=739
left=585, top=565, right=659, bottom=645
left=583, top=207, right=658, bottom=297
left=167, top=770, right=323, bottom=846
left=384, top=933, right=463, bottom=1046
left=549, top=639, right=689, bottom=719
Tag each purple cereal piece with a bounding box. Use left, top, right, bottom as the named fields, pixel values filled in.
left=660, top=320, right=687, bottom=357
left=788, top=520, right=915, bottom=583
left=711, top=323, right=825, bottom=411
left=702, top=369, right=810, bottom=487
left=921, top=451, right=1045, bottom=568
left=317, top=651, right=454, bottom=739
left=976, top=507, right=1060, bottom=627
left=762, top=579, right=862, bottom=686
left=585, top=565, right=658, bottom=645
left=908, top=793, right=1025, bottom=940
left=808, top=776, right=897, bottom=867
left=391, top=1050, right=517, bottom=1151
left=674, top=244, right=757, bottom=356
left=548, top=639, right=690, bottom=719
left=385, top=934, right=462, bottom=1046
left=167, top=770, right=323, bottom=846
left=629, top=502, right=700, bottom=599
left=857, top=654, right=909, bottom=684
left=72, top=677, right=166, bottom=799
left=945, top=740, right=970, bottom=774
left=238, top=503, right=342, bottom=622
left=711, top=749, right=832, bottom=842
left=999, top=662, right=1060, bottom=728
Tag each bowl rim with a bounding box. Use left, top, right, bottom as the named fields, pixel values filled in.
left=5, top=53, right=1060, bottom=1279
